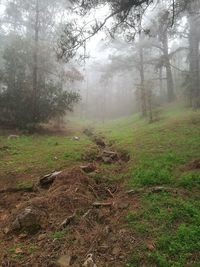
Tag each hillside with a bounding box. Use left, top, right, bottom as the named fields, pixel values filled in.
left=0, top=105, right=200, bottom=267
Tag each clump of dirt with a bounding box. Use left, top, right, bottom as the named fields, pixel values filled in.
left=83, top=148, right=130, bottom=165
left=83, top=128, right=130, bottom=165
left=0, top=167, right=139, bottom=267
left=182, top=158, right=200, bottom=171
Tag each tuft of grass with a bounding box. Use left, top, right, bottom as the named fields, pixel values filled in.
left=16, top=180, right=33, bottom=190
left=49, top=230, right=67, bottom=240
left=178, top=171, right=200, bottom=189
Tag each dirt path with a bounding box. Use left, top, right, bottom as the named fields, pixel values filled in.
left=0, top=129, right=139, bottom=267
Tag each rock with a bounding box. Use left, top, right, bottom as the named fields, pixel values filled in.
left=73, top=136, right=80, bottom=141
left=118, top=202, right=129, bottom=210
left=39, top=171, right=62, bottom=188
left=57, top=254, right=71, bottom=267
left=80, top=163, right=96, bottom=173
left=11, top=207, right=41, bottom=233
left=146, top=241, right=155, bottom=251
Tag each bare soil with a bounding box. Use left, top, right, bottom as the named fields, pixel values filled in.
left=0, top=167, right=139, bottom=267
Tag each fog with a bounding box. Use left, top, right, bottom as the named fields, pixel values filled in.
left=0, top=2, right=200, bottom=265
left=0, top=0, right=199, bottom=128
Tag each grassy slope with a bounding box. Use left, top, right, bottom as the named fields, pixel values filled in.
left=0, top=129, right=93, bottom=187
left=0, top=104, right=200, bottom=266
left=97, top=104, right=200, bottom=267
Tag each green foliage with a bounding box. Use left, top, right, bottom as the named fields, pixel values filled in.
left=49, top=230, right=67, bottom=240
left=0, top=36, right=80, bottom=129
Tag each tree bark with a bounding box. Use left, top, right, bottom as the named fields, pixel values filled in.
left=162, top=32, right=175, bottom=102
left=188, top=8, right=200, bottom=109
left=159, top=67, right=163, bottom=96
left=32, top=0, right=39, bottom=122
left=139, top=40, right=147, bottom=117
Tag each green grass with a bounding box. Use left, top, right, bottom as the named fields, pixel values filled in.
left=1, top=103, right=200, bottom=266
left=96, top=105, right=200, bottom=188
left=49, top=230, right=68, bottom=240
left=0, top=132, right=92, bottom=186
left=95, top=103, right=200, bottom=267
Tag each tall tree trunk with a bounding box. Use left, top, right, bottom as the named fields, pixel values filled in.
left=163, top=32, right=175, bottom=102
left=159, top=67, right=163, bottom=96
left=139, top=42, right=147, bottom=117
left=33, top=0, right=39, bottom=122
left=188, top=9, right=200, bottom=109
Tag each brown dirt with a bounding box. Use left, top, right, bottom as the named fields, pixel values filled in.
left=182, top=158, right=200, bottom=171
left=0, top=167, right=139, bottom=267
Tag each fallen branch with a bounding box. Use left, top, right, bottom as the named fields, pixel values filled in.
left=88, top=185, right=99, bottom=199
left=82, top=209, right=92, bottom=219
left=106, top=188, right=114, bottom=198
left=60, top=212, right=76, bottom=229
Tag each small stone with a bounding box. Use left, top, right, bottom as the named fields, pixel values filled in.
left=146, top=241, right=155, bottom=251
left=11, top=207, right=41, bottom=233
left=57, top=254, right=71, bottom=267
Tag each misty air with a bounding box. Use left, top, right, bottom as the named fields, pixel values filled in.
left=0, top=1, right=200, bottom=266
